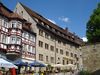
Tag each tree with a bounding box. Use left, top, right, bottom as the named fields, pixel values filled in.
left=86, top=3, right=100, bottom=43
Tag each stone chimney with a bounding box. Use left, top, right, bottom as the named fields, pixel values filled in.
left=65, top=27, right=68, bottom=32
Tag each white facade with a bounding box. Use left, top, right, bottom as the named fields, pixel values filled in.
left=0, top=3, right=36, bottom=63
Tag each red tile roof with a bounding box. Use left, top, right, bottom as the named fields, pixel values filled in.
left=0, top=2, right=34, bottom=34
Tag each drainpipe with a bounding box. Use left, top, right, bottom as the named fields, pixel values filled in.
left=55, top=36, right=56, bottom=64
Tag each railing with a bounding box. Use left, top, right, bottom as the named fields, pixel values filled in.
left=22, top=37, right=35, bottom=47
left=0, top=42, right=7, bottom=50
left=22, top=51, right=35, bottom=58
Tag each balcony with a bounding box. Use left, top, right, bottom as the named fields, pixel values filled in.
left=8, top=28, right=22, bottom=36
left=6, top=44, right=22, bottom=58
left=6, top=48, right=21, bottom=60
left=22, top=51, right=35, bottom=59
left=0, top=43, right=7, bottom=53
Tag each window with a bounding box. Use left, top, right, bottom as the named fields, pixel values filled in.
left=11, top=37, right=16, bottom=44
left=51, top=57, right=54, bottom=63
left=21, top=11, right=23, bottom=16
left=30, top=35, right=35, bottom=42
left=25, top=32, right=29, bottom=39
left=66, top=51, right=69, bottom=56
left=16, top=46, right=20, bottom=50
left=22, top=32, right=24, bottom=37
left=45, top=43, right=49, bottom=49
left=71, top=60, right=73, bottom=64
left=50, top=36, right=55, bottom=41
left=45, top=33, right=49, bottom=39
left=60, top=49, right=63, bottom=55
left=39, top=29, right=43, bottom=36
left=22, top=44, right=25, bottom=51
left=66, top=60, right=69, bottom=64
left=39, top=54, right=43, bottom=61
left=28, top=45, right=31, bottom=52
left=76, top=58, right=79, bottom=61
left=50, top=45, right=54, bottom=51
left=16, top=37, right=21, bottom=44
left=74, top=54, right=77, bottom=58
left=57, top=58, right=60, bottom=64
left=63, top=42, right=66, bottom=46
left=71, top=53, right=73, bottom=57
left=4, top=21, right=8, bottom=28
left=2, top=35, right=7, bottom=43
left=56, top=48, right=58, bottom=53
left=58, top=40, right=61, bottom=44
left=32, top=47, right=35, bottom=53
left=70, top=45, right=73, bottom=48
left=11, top=36, right=21, bottom=44
left=39, top=41, right=43, bottom=47
left=26, top=45, right=29, bottom=51
left=63, top=60, right=65, bottom=65
left=46, top=56, right=48, bottom=62
left=17, top=21, right=22, bottom=29
left=12, top=21, right=17, bottom=28
left=24, top=44, right=27, bottom=51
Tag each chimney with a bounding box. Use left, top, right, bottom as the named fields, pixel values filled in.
left=65, top=27, right=68, bottom=32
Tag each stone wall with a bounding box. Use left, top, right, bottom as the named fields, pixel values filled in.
left=82, top=43, right=100, bottom=72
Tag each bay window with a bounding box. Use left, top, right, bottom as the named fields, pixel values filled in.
left=12, top=21, right=17, bottom=28
left=10, top=36, right=21, bottom=44
left=2, top=34, right=7, bottom=43
left=11, top=21, right=22, bottom=29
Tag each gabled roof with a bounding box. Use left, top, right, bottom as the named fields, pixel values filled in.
left=20, top=3, right=66, bottom=34
left=0, top=2, right=13, bottom=13
left=10, top=13, right=23, bottom=20
left=20, top=3, right=83, bottom=45
left=0, top=2, right=24, bottom=21
left=0, top=2, right=35, bottom=35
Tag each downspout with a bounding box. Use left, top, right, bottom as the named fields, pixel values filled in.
left=55, top=36, right=56, bottom=64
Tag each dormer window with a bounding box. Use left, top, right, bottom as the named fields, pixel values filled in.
left=45, top=33, right=49, bottom=39
left=39, top=29, right=43, bottom=36
left=41, top=22, right=44, bottom=25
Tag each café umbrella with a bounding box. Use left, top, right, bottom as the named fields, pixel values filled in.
left=64, top=64, right=75, bottom=70
left=0, top=58, right=17, bottom=68
left=52, top=64, right=64, bottom=68
left=29, top=60, right=46, bottom=67
left=13, top=60, right=28, bottom=66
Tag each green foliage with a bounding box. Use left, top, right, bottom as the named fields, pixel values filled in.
left=79, top=70, right=91, bottom=75
left=86, top=3, right=100, bottom=43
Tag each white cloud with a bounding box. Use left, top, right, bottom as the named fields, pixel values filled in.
left=47, top=19, right=56, bottom=24
left=82, top=37, right=88, bottom=42
left=59, top=16, right=70, bottom=23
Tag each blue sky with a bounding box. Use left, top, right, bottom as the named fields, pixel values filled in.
left=1, top=0, right=100, bottom=39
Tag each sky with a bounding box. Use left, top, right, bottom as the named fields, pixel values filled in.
left=1, top=0, right=100, bottom=40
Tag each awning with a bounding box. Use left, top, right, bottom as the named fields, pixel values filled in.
left=64, top=64, right=76, bottom=70
left=13, top=58, right=33, bottom=66
left=0, top=58, right=17, bottom=68
left=63, top=57, right=75, bottom=60
left=52, top=64, right=64, bottom=68
left=13, top=60, right=28, bottom=66
left=29, top=60, right=46, bottom=67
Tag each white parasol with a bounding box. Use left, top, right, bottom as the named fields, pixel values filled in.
left=52, top=64, right=64, bottom=68
left=0, top=58, right=17, bottom=68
